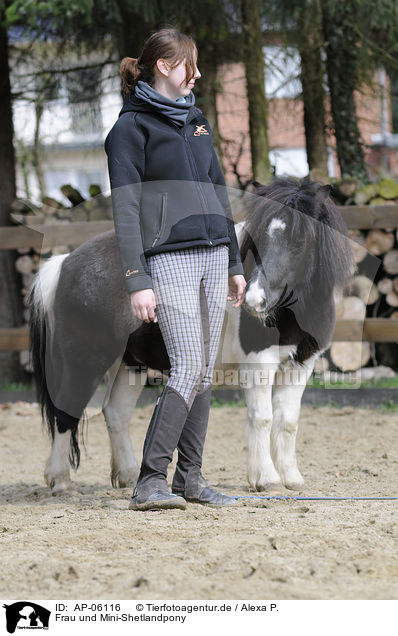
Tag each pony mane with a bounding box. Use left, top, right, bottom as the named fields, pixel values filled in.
left=240, top=177, right=355, bottom=291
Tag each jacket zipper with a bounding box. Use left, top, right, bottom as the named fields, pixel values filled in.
left=151, top=192, right=167, bottom=247
left=169, top=120, right=211, bottom=242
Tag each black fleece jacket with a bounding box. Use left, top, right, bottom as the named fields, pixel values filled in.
left=104, top=93, right=244, bottom=293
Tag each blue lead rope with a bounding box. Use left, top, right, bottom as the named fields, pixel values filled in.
left=234, top=495, right=398, bottom=501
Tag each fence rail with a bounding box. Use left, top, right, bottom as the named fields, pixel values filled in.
left=1, top=204, right=398, bottom=251
left=1, top=203, right=398, bottom=351
left=0, top=220, right=113, bottom=250
left=1, top=320, right=398, bottom=352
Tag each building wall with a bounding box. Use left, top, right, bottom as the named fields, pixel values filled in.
left=11, top=46, right=393, bottom=204
left=216, top=60, right=388, bottom=184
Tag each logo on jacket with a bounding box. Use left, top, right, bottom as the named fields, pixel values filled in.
left=194, top=125, right=209, bottom=136
left=125, top=269, right=139, bottom=277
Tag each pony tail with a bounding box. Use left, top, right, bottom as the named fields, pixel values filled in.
left=120, top=57, right=141, bottom=95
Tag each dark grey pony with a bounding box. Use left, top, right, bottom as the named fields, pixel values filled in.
left=29, top=178, right=354, bottom=493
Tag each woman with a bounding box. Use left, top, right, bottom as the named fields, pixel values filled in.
left=105, top=27, right=246, bottom=510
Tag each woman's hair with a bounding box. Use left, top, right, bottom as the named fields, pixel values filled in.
left=120, top=27, right=197, bottom=96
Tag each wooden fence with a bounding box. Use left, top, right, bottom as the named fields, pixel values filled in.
left=1, top=205, right=398, bottom=351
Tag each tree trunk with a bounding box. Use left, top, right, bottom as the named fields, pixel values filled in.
left=194, top=49, right=224, bottom=170
left=114, top=1, right=151, bottom=61
left=32, top=98, right=46, bottom=199
left=298, top=0, right=328, bottom=174
left=389, top=68, right=398, bottom=134
left=0, top=22, right=26, bottom=383
left=240, top=0, right=271, bottom=183
left=321, top=0, right=367, bottom=181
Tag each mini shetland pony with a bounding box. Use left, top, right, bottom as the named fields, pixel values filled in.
left=29, top=178, right=354, bottom=492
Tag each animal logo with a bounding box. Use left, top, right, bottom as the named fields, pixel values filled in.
left=125, top=269, right=139, bottom=277
left=2, top=602, right=51, bottom=633
left=193, top=124, right=209, bottom=136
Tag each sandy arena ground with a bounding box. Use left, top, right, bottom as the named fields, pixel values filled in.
left=0, top=399, right=397, bottom=600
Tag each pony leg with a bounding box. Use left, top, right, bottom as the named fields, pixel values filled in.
left=271, top=356, right=316, bottom=490
left=103, top=361, right=146, bottom=488
left=244, top=365, right=281, bottom=491
left=44, top=427, right=73, bottom=493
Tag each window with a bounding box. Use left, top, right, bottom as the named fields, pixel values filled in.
left=66, top=66, right=103, bottom=135
left=263, top=46, right=302, bottom=99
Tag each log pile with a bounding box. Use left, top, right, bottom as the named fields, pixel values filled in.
left=10, top=185, right=113, bottom=372
left=327, top=177, right=398, bottom=373
left=10, top=177, right=398, bottom=377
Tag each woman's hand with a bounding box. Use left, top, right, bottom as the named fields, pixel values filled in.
left=129, top=289, right=157, bottom=323
left=227, top=274, right=246, bottom=308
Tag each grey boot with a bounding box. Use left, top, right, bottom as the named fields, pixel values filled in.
left=171, top=385, right=238, bottom=507
left=129, top=385, right=189, bottom=511
left=171, top=384, right=212, bottom=493
left=129, top=485, right=186, bottom=511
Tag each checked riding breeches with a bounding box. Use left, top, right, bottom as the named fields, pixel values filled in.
left=146, top=244, right=229, bottom=411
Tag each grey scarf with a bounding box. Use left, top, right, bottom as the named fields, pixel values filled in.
left=134, top=80, right=195, bottom=126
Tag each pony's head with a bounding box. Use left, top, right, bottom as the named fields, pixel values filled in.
left=239, top=178, right=355, bottom=321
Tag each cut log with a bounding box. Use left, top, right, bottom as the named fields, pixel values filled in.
left=336, top=178, right=358, bottom=198
left=378, top=178, right=398, bottom=200
left=348, top=229, right=367, bottom=263
left=88, top=206, right=109, bottom=221
left=33, top=245, right=52, bottom=256
left=377, top=278, right=393, bottom=294
left=42, top=196, right=63, bottom=217
left=70, top=206, right=89, bottom=222
left=56, top=207, right=73, bottom=221
left=383, top=250, right=398, bottom=275
left=19, top=349, right=32, bottom=370
left=60, top=184, right=85, bottom=206
left=11, top=212, right=45, bottom=226
left=89, top=184, right=102, bottom=197
left=340, top=296, right=367, bottom=320
left=11, top=199, right=36, bottom=214
left=333, top=287, right=344, bottom=317
left=346, top=275, right=379, bottom=305
left=330, top=341, right=371, bottom=371
left=52, top=246, right=69, bottom=255
left=365, top=229, right=394, bottom=255
left=43, top=215, right=59, bottom=225
left=369, top=197, right=388, bottom=205
left=314, top=356, right=329, bottom=374
left=335, top=300, right=344, bottom=318
left=15, top=254, right=35, bottom=275
left=354, top=183, right=379, bottom=205
left=22, top=272, right=35, bottom=288
left=386, top=290, right=398, bottom=307
left=393, top=277, right=398, bottom=294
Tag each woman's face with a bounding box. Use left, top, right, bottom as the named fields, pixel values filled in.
left=155, top=57, right=201, bottom=100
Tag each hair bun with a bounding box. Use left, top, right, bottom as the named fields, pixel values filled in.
left=120, top=57, right=141, bottom=95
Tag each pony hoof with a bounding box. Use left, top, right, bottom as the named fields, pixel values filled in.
left=45, top=470, right=73, bottom=493
left=284, top=480, right=305, bottom=491
left=252, top=481, right=283, bottom=493
left=50, top=479, right=74, bottom=494
left=51, top=483, right=74, bottom=495
left=111, top=468, right=139, bottom=489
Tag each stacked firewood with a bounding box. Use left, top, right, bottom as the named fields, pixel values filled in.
left=327, top=178, right=398, bottom=372
left=11, top=185, right=113, bottom=371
